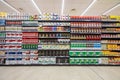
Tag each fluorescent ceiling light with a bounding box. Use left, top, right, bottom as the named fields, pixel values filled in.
left=31, top=0, right=42, bottom=15
left=1, top=0, right=20, bottom=13
left=81, top=0, right=97, bottom=16
left=103, top=4, right=120, bottom=15
left=61, top=0, right=65, bottom=15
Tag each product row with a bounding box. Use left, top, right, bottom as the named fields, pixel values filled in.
left=0, top=45, right=21, bottom=49
left=39, top=33, right=70, bottom=38
left=22, top=21, right=38, bottom=26
left=39, top=39, right=70, bottom=44
left=102, top=28, right=120, bottom=32
left=70, top=51, right=120, bottom=56
left=71, top=35, right=101, bottom=40
left=6, top=26, right=22, bottom=31
left=22, top=39, right=38, bottom=44
left=39, top=22, right=70, bottom=26
left=0, top=33, right=6, bottom=37
left=5, top=13, right=32, bottom=20
left=1, top=50, right=120, bottom=57
left=71, top=22, right=101, bottom=27
left=70, top=57, right=120, bottom=64
left=38, top=50, right=69, bottom=56
left=22, top=32, right=38, bottom=38
left=38, top=45, right=70, bottom=50
left=22, top=44, right=38, bottom=49
left=107, top=44, right=120, bottom=50
left=6, top=32, right=22, bottom=37
left=22, top=27, right=38, bottom=32
left=102, top=44, right=120, bottom=50
left=102, top=51, right=120, bottom=56
left=101, top=34, right=120, bottom=38
left=0, top=57, right=119, bottom=65
left=71, top=28, right=101, bottom=33
left=0, top=27, right=5, bottom=31
left=101, top=40, right=120, bottom=43
left=102, top=15, right=120, bottom=20
left=0, top=20, right=5, bottom=25
left=69, top=51, right=102, bottom=56
left=6, top=21, right=22, bottom=25
left=38, top=13, right=70, bottom=20
left=70, top=16, right=101, bottom=21
left=6, top=39, right=22, bottom=43
left=38, top=26, right=70, bottom=32
left=70, top=43, right=101, bottom=49
left=4, top=57, right=69, bottom=64
left=1, top=13, right=120, bottom=21
left=102, top=23, right=120, bottom=27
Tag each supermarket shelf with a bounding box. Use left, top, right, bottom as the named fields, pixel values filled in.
left=71, top=40, right=101, bottom=43
left=102, top=32, right=120, bottom=34
left=38, top=49, right=69, bottom=50
left=70, top=20, right=101, bottom=22
left=101, top=42, right=120, bottom=44
left=71, top=32, right=101, bottom=34
left=22, top=31, right=38, bottom=32
left=6, top=37, right=22, bottom=38
left=22, top=25, right=39, bottom=27
left=6, top=24, right=22, bottom=26
left=0, top=31, right=6, bottom=32
left=0, top=25, right=5, bottom=26
left=5, top=43, right=22, bottom=44
left=41, top=25, right=70, bottom=27
left=5, top=19, right=120, bottom=22
left=71, top=20, right=120, bottom=22
left=102, top=49, right=120, bottom=51
left=0, top=64, right=120, bottom=66
left=0, top=37, right=6, bottom=38
left=38, top=43, right=70, bottom=45
left=71, top=26, right=101, bottom=28
left=0, top=43, right=6, bottom=44
left=0, top=56, right=5, bottom=58
left=101, top=38, right=120, bottom=40
left=38, top=37, right=70, bottom=39
left=22, top=43, right=38, bottom=44
left=70, top=38, right=101, bottom=40
left=39, top=56, right=69, bottom=58
left=101, top=20, right=120, bottom=23
left=69, top=56, right=120, bottom=58
left=6, top=19, right=37, bottom=21
left=38, top=31, right=70, bottom=33
left=22, top=37, right=38, bottom=38
left=4, top=49, right=21, bottom=50
left=38, top=20, right=104, bottom=22
left=38, top=20, right=70, bottom=22
left=102, top=26, right=120, bottom=28
left=5, top=31, right=22, bottom=32
left=70, top=49, right=101, bottom=51
left=1, top=49, right=22, bottom=51
left=22, top=49, right=38, bottom=50
left=0, top=49, right=5, bottom=50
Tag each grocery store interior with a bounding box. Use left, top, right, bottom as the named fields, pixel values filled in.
left=0, top=0, right=120, bottom=80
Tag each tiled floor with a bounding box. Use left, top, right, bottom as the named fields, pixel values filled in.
left=0, top=66, right=120, bottom=80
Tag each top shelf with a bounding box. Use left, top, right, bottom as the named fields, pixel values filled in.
left=5, top=20, right=120, bottom=23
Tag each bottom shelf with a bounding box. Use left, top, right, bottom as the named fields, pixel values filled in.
left=0, top=64, right=120, bottom=66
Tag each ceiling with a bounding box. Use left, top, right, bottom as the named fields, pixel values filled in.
left=0, top=0, right=120, bottom=16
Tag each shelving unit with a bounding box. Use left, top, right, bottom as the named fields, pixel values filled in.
left=0, top=13, right=120, bottom=66
left=0, top=19, right=6, bottom=64
left=101, top=15, right=120, bottom=65
left=38, top=20, right=70, bottom=64
left=69, top=16, right=102, bottom=65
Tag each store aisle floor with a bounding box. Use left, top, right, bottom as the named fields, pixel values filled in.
left=0, top=66, right=120, bottom=80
